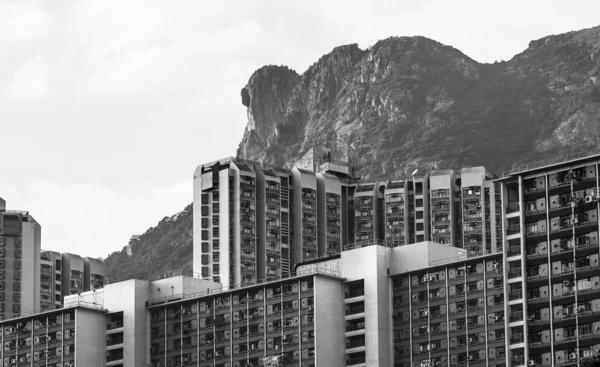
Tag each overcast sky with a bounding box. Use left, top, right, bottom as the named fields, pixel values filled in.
left=1, top=0, right=599, bottom=259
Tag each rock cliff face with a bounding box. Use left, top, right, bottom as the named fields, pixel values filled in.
left=106, top=26, right=600, bottom=283
left=237, top=26, right=600, bottom=178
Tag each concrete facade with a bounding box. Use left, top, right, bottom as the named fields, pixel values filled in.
left=0, top=200, right=41, bottom=318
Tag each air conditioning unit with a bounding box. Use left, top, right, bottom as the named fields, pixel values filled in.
left=563, top=280, right=570, bottom=286
left=527, top=315, right=533, bottom=321
left=585, top=196, right=594, bottom=203
left=529, top=360, right=536, bottom=366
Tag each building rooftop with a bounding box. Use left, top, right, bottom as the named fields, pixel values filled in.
left=499, top=148, right=600, bottom=179
left=146, top=267, right=342, bottom=308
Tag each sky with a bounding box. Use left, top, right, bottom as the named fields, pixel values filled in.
left=1, top=0, right=599, bottom=259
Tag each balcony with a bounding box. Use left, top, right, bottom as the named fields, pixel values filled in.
left=346, top=355, right=366, bottom=366
left=107, top=320, right=123, bottom=333
left=106, top=336, right=123, bottom=350
left=346, top=305, right=365, bottom=318
left=507, top=224, right=521, bottom=236
left=510, top=333, right=524, bottom=344
left=511, top=355, right=525, bottom=366
left=509, top=289, right=523, bottom=301
left=508, top=245, right=522, bottom=257
left=508, top=268, right=522, bottom=279
left=509, top=311, right=523, bottom=322
left=506, top=202, right=520, bottom=214
left=346, top=339, right=366, bottom=353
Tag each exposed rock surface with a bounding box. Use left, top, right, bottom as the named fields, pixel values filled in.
left=105, top=26, right=600, bottom=283
left=237, top=26, right=600, bottom=179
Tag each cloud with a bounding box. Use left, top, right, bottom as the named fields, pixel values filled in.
left=68, top=0, right=268, bottom=95
left=11, top=180, right=192, bottom=258
left=4, top=55, right=50, bottom=98
left=0, top=1, right=54, bottom=42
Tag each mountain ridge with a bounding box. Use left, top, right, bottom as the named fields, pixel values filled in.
left=105, top=25, right=600, bottom=283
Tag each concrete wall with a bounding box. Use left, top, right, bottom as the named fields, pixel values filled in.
left=389, top=241, right=465, bottom=274
left=101, top=279, right=149, bottom=366
left=192, top=165, right=204, bottom=277
left=21, top=218, right=41, bottom=314
left=314, top=276, right=345, bottom=366
left=340, top=245, right=391, bottom=365
left=149, top=275, right=221, bottom=300
left=74, top=307, right=106, bottom=367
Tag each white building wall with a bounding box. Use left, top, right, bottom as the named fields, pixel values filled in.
left=21, top=219, right=41, bottom=314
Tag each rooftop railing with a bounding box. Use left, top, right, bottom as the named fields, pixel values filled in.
left=147, top=267, right=341, bottom=307
left=0, top=300, right=104, bottom=322
left=502, top=148, right=600, bottom=178
left=343, top=239, right=387, bottom=251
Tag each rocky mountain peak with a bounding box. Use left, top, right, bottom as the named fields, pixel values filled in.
left=237, top=25, right=600, bottom=179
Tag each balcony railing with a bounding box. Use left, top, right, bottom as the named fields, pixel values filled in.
left=509, top=289, right=523, bottom=301
left=506, top=202, right=520, bottom=214
left=507, top=224, right=521, bottom=235
left=510, top=333, right=524, bottom=344
left=508, top=268, right=522, bottom=279
left=346, top=306, right=365, bottom=316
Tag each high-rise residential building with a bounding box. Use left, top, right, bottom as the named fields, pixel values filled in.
left=194, top=158, right=294, bottom=288
left=0, top=300, right=105, bottom=367
left=353, top=182, right=385, bottom=245
left=498, top=151, right=600, bottom=367
left=0, top=198, right=41, bottom=317
left=5, top=146, right=600, bottom=367
left=194, top=153, right=507, bottom=292
left=40, top=250, right=62, bottom=310
left=40, top=251, right=105, bottom=310
left=291, top=167, right=319, bottom=264
left=459, top=167, right=502, bottom=257
left=316, top=173, right=343, bottom=256
left=430, top=169, right=459, bottom=246
left=383, top=180, right=412, bottom=247
left=413, top=173, right=430, bottom=242
left=61, top=253, right=84, bottom=296
left=83, top=256, right=105, bottom=291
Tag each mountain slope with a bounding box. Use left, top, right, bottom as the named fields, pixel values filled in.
left=238, top=26, right=600, bottom=179
left=104, top=205, right=193, bottom=283
left=106, top=25, right=600, bottom=282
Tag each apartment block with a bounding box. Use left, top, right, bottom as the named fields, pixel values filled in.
left=413, top=173, right=430, bottom=242
left=316, top=173, right=343, bottom=256
left=383, top=180, right=413, bottom=247
left=353, top=182, right=384, bottom=245
left=40, top=250, right=62, bottom=310
left=460, top=167, right=502, bottom=257
left=291, top=168, right=318, bottom=264
left=391, top=252, right=506, bottom=367
left=40, top=251, right=105, bottom=310
left=194, top=158, right=294, bottom=288
left=0, top=198, right=41, bottom=317
left=61, top=253, right=84, bottom=296
left=0, top=300, right=105, bottom=367
left=83, top=257, right=105, bottom=291
left=430, top=170, right=460, bottom=247
left=499, top=152, right=600, bottom=367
